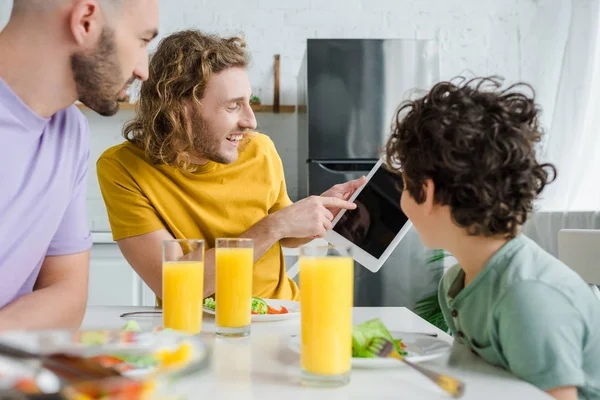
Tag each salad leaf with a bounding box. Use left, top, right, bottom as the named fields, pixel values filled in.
left=113, top=353, right=159, bottom=369
left=251, top=298, right=268, bottom=314
left=393, top=339, right=407, bottom=355
left=122, top=320, right=141, bottom=332
left=203, top=298, right=216, bottom=310
left=352, top=318, right=408, bottom=357
left=203, top=297, right=269, bottom=315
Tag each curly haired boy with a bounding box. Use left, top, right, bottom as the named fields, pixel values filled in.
left=385, top=77, right=600, bottom=400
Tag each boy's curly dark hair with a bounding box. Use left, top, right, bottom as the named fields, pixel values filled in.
left=385, top=76, right=557, bottom=238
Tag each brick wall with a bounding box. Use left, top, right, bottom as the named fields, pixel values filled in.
left=0, top=0, right=570, bottom=232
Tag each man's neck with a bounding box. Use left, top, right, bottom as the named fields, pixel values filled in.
left=0, top=24, right=77, bottom=118
left=189, top=154, right=211, bottom=166
left=444, top=231, right=511, bottom=287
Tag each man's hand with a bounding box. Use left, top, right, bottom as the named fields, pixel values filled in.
left=272, top=196, right=356, bottom=239
left=321, top=177, right=366, bottom=218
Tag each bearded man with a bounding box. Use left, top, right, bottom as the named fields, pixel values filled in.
left=97, top=30, right=363, bottom=302
left=0, top=0, right=159, bottom=330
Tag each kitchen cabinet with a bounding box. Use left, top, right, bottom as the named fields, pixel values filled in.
left=88, top=236, right=156, bottom=307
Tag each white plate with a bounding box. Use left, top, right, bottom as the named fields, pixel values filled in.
left=203, top=299, right=300, bottom=322
left=288, top=331, right=451, bottom=368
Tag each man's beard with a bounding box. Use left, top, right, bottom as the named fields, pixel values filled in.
left=70, top=27, right=131, bottom=117
left=190, top=111, right=237, bottom=165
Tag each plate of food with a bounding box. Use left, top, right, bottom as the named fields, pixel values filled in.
left=288, top=318, right=451, bottom=368
left=0, top=323, right=210, bottom=399
left=203, top=297, right=300, bottom=322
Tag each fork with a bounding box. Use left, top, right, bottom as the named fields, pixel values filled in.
left=0, top=342, right=121, bottom=382
left=367, top=337, right=465, bottom=398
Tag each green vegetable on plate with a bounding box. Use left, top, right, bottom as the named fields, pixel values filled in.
left=203, top=297, right=215, bottom=310
left=203, top=297, right=269, bottom=315
left=352, top=318, right=408, bottom=357
left=122, top=320, right=141, bottom=332
left=251, top=297, right=268, bottom=314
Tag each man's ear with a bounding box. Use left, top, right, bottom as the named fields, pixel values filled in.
left=423, top=178, right=436, bottom=215
left=69, top=0, right=102, bottom=48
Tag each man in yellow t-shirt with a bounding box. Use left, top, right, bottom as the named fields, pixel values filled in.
left=97, top=30, right=364, bottom=302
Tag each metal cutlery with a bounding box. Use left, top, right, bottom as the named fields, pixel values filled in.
left=119, top=311, right=162, bottom=318
left=367, top=336, right=465, bottom=398
left=0, top=342, right=121, bottom=382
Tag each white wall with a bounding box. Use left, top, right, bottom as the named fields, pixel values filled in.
left=0, top=0, right=570, bottom=232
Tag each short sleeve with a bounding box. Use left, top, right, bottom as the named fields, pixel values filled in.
left=47, top=147, right=92, bottom=256
left=270, top=176, right=293, bottom=214
left=494, top=281, right=586, bottom=390
left=266, top=139, right=292, bottom=213
left=96, top=157, right=165, bottom=241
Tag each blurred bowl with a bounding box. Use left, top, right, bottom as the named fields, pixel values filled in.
left=0, top=329, right=211, bottom=399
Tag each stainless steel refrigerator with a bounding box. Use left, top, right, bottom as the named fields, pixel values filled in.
left=296, top=39, right=443, bottom=308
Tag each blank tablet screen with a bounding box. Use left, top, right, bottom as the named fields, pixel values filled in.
left=332, top=166, right=409, bottom=258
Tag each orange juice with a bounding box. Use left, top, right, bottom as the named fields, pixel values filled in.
left=300, top=256, right=353, bottom=376
left=215, top=248, right=253, bottom=328
left=162, top=261, right=204, bottom=334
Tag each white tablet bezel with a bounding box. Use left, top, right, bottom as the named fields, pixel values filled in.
left=324, top=157, right=413, bottom=273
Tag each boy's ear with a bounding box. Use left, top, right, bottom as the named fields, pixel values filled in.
left=423, top=179, right=436, bottom=215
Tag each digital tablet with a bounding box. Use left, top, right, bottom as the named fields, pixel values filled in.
left=325, top=158, right=412, bottom=272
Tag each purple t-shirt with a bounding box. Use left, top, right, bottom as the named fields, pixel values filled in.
left=0, top=78, right=92, bottom=307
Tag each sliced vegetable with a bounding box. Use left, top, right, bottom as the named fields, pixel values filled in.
left=66, top=376, right=154, bottom=400
left=155, top=342, right=193, bottom=369
left=204, top=297, right=280, bottom=315
left=114, top=354, right=159, bottom=369
left=251, top=298, right=268, bottom=314
left=267, top=305, right=289, bottom=314
left=88, top=355, right=126, bottom=367
left=13, top=378, right=39, bottom=394
left=88, top=353, right=158, bottom=373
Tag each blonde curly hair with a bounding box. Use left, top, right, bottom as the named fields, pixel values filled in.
left=123, top=30, right=250, bottom=172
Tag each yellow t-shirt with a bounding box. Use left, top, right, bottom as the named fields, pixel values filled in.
left=96, top=133, right=299, bottom=300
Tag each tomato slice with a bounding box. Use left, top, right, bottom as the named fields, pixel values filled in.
left=267, top=305, right=289, bottom=314
left=89, top=355, right=125, bottom=367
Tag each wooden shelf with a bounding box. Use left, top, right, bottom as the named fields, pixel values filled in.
left=75, top=102, right=295, bottom=113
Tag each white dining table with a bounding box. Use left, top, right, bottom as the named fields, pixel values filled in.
left=82, top=306, right=551, bottom=400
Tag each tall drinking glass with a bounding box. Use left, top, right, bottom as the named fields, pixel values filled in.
left=215, top=238, right=254, bottom=337
left=162, top=239, right=205, bottom=335
left=299, top=245, right=354, bottom=387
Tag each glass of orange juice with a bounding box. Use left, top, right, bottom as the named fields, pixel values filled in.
left=162, top=239, right=205, bottom=335
left=299, top=245, right=354, bottom=387
left=215, top=238, right=254, bottom=337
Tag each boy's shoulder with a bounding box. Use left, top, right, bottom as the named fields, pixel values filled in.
left=500, top=235, right=587, bottom=297
left=491, top=235, right=600, bottom=334
left=439, top=234, right=588, bottom=306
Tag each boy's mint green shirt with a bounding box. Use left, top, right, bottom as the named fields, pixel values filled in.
left=439, top=234, right=600, bottom=399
